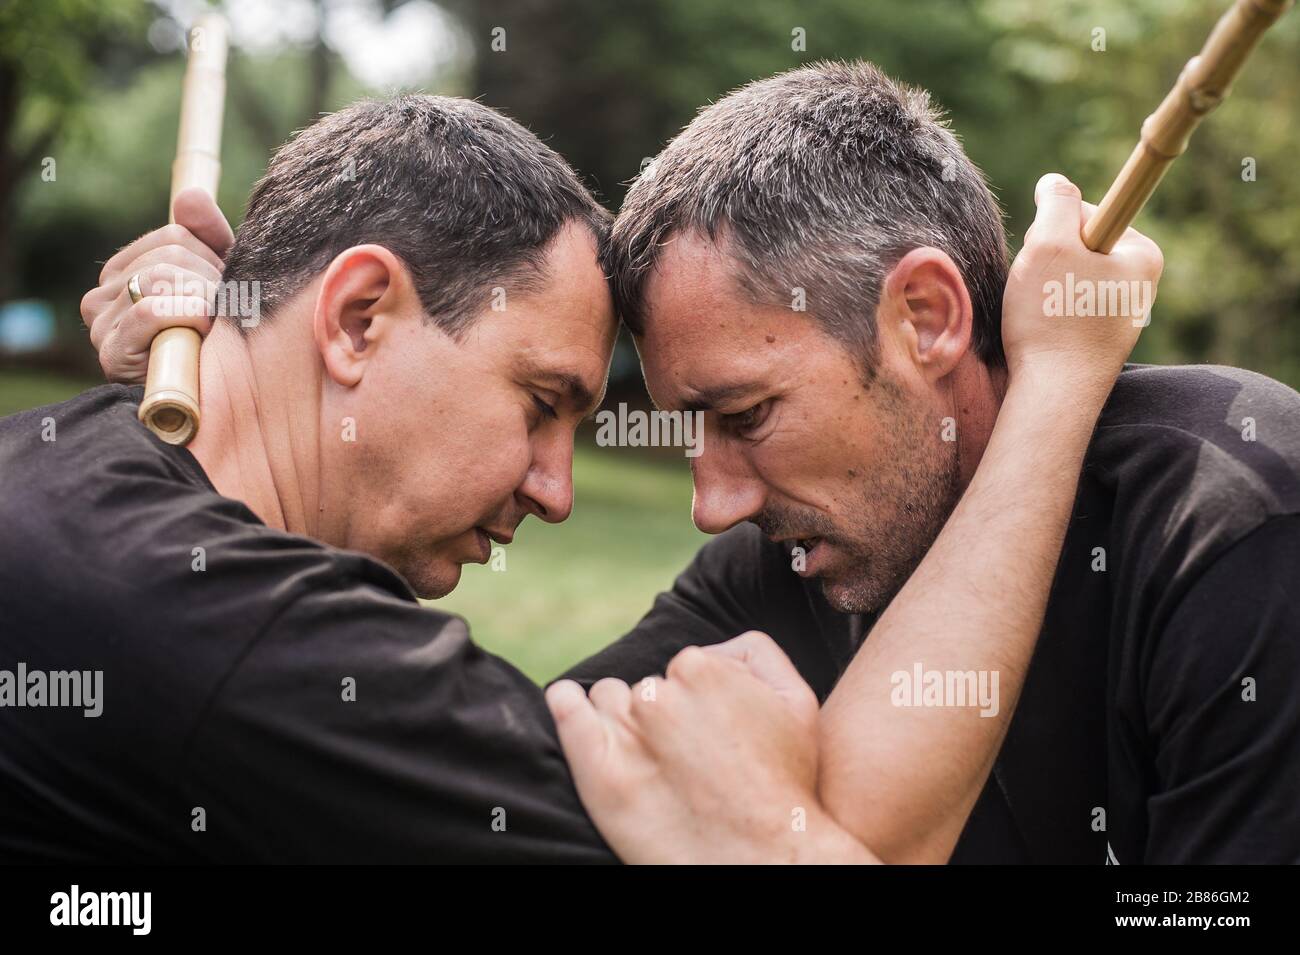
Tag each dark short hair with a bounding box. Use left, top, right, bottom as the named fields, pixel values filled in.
left=222, top=94, right=610, bottom=333
left=604, top=61, right=1010, bottom=368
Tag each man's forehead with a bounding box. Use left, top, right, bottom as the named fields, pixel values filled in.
left=639, top=313, right=785, bottom=413
left=643, top=230, right=743, bottom=315
left=639, top=237, right=837, bottom=410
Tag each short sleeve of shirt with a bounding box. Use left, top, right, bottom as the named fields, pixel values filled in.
left=1143, top=515, right=1300, bottom=863
left=181, top=553, right=616, bottom=864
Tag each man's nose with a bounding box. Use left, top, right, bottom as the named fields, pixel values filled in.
left=517, top=434, right=575, bottom=525
left=690, top=439, right=764, bottom=535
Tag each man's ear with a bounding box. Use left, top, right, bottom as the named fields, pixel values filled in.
left=877, top=247, right=973, bottom=383
left=313, top=244, right=419, bottom=387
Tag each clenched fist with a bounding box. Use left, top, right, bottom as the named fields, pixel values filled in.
left=546, top=631, right=876, bottom=864
left=80, top=187, right=233, bottom=383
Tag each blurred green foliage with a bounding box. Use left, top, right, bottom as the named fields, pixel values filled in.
left=458, top=0, right=1300, bottom=384
left=3, top=0, right=1298, bottom=384
left=436, top=445, right=706, bottom=681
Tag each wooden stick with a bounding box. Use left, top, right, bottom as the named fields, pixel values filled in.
left=1083, top=0, right=1292, bottom=253
left=138, top=14, right=228, bottom=446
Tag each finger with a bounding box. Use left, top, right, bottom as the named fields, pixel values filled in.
left=97, top=340, right=147, bottom=385
left=1031, top=173, right=1085, bottom=249
left=544, top=680, right=610, bottom=779
left=665, top=645, right=715, bottom=684
left=701, top=631, right=819, bottom=721
left=172, top=187, right=235, bottom=259
left=700, top=631, right=803, bottom=693
left=587, top=678, right=632, bottom=720
left=96, top=262, right=217, bottom=348
left=81, top=281, right=115, bottom=336
left=99, top=223, right=225, bottom=283
left=1023, top=199, right=1104, bottom=258
left=86, top=248, right=219, bottom=343
left=126, top=244, right=224, bottom=288
left=1109, top=225, right=1165, bottom=276
left=109, top=296, right=216, bottom=363
left=115, top=259, right=220, bottom=309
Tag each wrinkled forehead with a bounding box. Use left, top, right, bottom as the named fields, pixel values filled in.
left=638, top=231, right=824, bottom=411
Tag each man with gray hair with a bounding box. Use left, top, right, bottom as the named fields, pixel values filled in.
left=553, top=61, right=1300, bottom=863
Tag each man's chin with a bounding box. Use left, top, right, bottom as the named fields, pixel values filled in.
left=818, top=571, right=892, bottom=616
left=406, top=561, right=463, bottom=600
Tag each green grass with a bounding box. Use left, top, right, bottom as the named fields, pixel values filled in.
left=0, top=370, right=99, bottom=416
left=433, top=445, right=707, bottom=683
left=1, top=369, right=707, bottom=684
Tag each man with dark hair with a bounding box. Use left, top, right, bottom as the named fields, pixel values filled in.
left=3, top=94, right=625, bottom=861
left=221, top=95, right=609, bottom=336
left=553, top=62, right=1300, bottom=863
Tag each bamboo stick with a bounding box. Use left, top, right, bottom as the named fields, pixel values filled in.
left=138, top=14, right=228, bottom=445
left=1083, top=0, right=1292, bottom=253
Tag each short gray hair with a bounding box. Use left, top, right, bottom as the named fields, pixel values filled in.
left=604, top=61, right=1010, bottom=368
left=223, top=94, right=610, bottom=334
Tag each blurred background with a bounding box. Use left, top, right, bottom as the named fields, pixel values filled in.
left=2, top=0, right=1297, bottom=680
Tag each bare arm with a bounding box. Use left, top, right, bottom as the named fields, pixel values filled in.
left=817, top=362, right=1113, bottom=861
left=817, top=176, right=1160, bottom=862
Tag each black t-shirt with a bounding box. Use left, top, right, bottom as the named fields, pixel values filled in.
left=564, top=364, right=1300, bottom=864
left=0, top=385, right=615, bottom=863
left=3, top=366, right=1297, bottom=864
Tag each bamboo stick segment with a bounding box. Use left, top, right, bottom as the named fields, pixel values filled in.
left=1082, top=0, right=1292, bottom=253
left=138, top=14, right=228, bottom=446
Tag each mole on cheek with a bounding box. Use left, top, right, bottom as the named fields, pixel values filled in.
left=765, top=334, right=776, bottom=343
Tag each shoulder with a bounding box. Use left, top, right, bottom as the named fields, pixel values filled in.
left=1089, top=365, right=1300, bottom=558
left=1096, top=364, right=1300, bottom=513
left=1083, top=365, right=1300, bottom=657
left=0, top=382, right=442, bottom=660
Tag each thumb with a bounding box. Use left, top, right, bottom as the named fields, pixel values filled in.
left=545, top=680, right=609, bottom=783
left=1031, top=173, right=1085, bottom=250
left=172, top=187, right=235, bottom=260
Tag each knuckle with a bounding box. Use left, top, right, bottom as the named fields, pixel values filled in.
left=158, top=224, right=191, bottom=248
left=628, top=688, right=655, bottom=719
left=79, top=288, right=100, bottom=325
left=98, top=345, right=128, bottom=382
left=128, top=297, right=162, bottom=327
left=158, top=244, right=191, bottom=267
left=1147, top=243, right=1165, bottom=273
left=666, top=645, right=711, bottom=683
left=589, top=676, right=623, bottom=698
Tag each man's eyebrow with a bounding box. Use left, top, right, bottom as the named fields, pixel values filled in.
left=528, top=366, right=607, bottom=416
left=680, top=382, right=759, bottom=412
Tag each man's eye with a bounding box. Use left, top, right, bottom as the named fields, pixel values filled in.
left=725, top=400, right=771, bottom=435
left=532, top=394, right=559, bottom=420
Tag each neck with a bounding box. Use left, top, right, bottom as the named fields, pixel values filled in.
left=946, top=353, right=1008, bottom=490
left=186, top=320, right=322, bottom=537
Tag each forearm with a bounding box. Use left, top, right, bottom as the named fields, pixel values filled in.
left=817, top=367, right=1108, bottom=862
